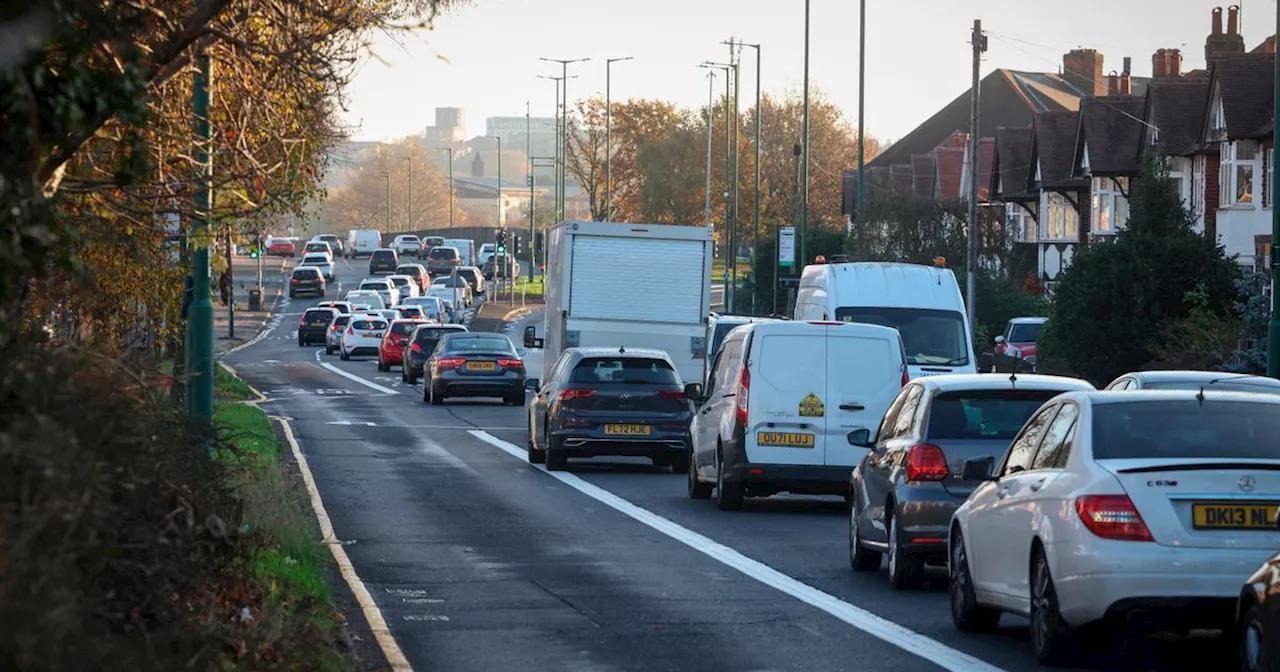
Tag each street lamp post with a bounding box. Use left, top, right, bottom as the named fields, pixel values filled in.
left=380, top=171, right=391, bottom=230
left=532, top=156, right=557, bottom=280
left=702, top=61, right=733, bottom=299
left=540, top=57, right=590, bottom=222
left=856, top=0, right=867, bottom=224
left=739, top=41, right=763, bottom=316
left=801, top=0, right=811, bottom=267
left=437, top=147, right=454, bottom=230
left=701, top=68, right=716, bottom=227
left=605, top=56, right=634, bottom=222
left=403, top=157, right=413, bottom=231
left=538, top=74, right=569, bottom=222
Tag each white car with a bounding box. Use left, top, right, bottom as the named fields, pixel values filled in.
left=948, top=390, right=1280, bottom=664
left=340, top=315, right=389, bottom=361
left=1105, top=369, right=1280, bottom=395
left=477, top=242, right=496, bottom=267
left=387, top=274, right=421, bottom=299
left=428, top=274, right=472, bottom=309
left=358, top=277, right=400, bottom=308
left=399, top=296, right=449, bottom=324
left=299, top=253, right=335, bottom=281
left=344, top=290, right=385, bottom=310
left=393, top=234, right=423, bottom=257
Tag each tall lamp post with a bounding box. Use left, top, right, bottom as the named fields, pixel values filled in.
left=701, top=68, right=716, bottom=227
left=856, top=0, right=867, bottom=224
left=605, top=56, right=634, bottom=222
left=738, top=41, right=763, bottom=316
left=531, top=156, right=557, bottom=280
left=403, top=157, right=413, bottom=231
left=437, top=147, right=454, bottom=230
left=379, top=171, right=391, bottom=230
left=538, top=74, right=567, bottom=221
left=702, top=61, right=733, bottom=302
left=487, top=135, right=503, bottom=229
left=540, top=57, right=590, bottom=222
left=801, top=0, right=811, bottom=267
left=186, top=12, right=215, bottom=429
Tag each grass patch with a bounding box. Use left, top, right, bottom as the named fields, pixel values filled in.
left=712, top=259, right=752, bottom=282
left=216, top=364, right=256, bottom=401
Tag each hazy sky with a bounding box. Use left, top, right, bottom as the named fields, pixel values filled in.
left=342, top=0, right=1274, bottom=145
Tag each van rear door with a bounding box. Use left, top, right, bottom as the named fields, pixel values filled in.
left=745, top=323, right=828, bottom=466
left=824, top=323, right=904, bottom=467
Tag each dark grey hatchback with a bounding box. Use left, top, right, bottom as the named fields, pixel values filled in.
left=423, top=333, right=525, bottom=406
left=526, top=347, right=693, bottom=472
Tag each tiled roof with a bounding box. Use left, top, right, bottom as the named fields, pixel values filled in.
left=935, top=147, right=965, bottom=199
left=1144, top=78, right=1211, bottom=156
left=1213, top=53, right=1275, bottom=139
left=910, top=154, right=936, bottom=198
left=994, top=126, right=1034, bottom=198
left=1033, top=110, right=1083, bottom=187
left=1078, top=95, right=1146, bottom=175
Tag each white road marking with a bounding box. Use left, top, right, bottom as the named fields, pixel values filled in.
left=467, top=430, right=1006, bottom=672
left=312, top=348, right=399, bottom=395
left=327, top=420, right=378, bottom=426
left=275, top=418, right=413, bottom=672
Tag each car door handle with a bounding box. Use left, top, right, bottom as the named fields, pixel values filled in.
left=996, top=487, right=1012, bottom=500
left=839, top=403, right=865, bottom=411
left=1029, top=477, right=1047, bottom=492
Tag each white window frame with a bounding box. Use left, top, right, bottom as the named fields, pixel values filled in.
left=1007, top=205, right=1026, bottom=242
left=1092, top=177, right=1130, bottom=235
left=1222, top=140, right=1259, bottom=207
left=1042, top=191, right=1078, bottom=241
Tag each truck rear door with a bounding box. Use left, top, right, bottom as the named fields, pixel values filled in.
left=824, top=324, right=903, bottom=467
left=744, top=324, right=827, bottom=466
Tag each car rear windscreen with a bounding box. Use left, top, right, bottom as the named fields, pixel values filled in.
left=1144, top=380, right=1280, bottom=395
left=373, top=250, right=395, bottom=260
left=293, top=268, right=319, bottom=278
left=1008, top=323, right=1043, bottom=343
left=351, top=320, right=387, bottom=331
left=429, top=248, right=458, bottom=260
left=1092, top=400, right=1280, bottom=460
left=333, top=315, right=351, bottom=327
left=927, top=389, right=1065, bottom=440
left=304, top=309, right=335, bottom=321
left=414, top=327, right=463, bottom=343
left=390, top=322, right=418, bottom=335
left=445, top=336, right=514, bottom=354
left=397, top=266, right=420, bottom=275
left=569, top=357, right=678, bottom=385
left=389, top=277, right=410, bottom=287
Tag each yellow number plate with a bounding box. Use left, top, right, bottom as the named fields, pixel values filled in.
left=757, top=431, right=816, bottom=448
left=465, top=361, right=497, bottom=372
left=604, top=424, right=651, bottom=436
left=310, top=321, right=327, bottom=327
left=1192, top=502, right=1280, bottom=530
left=363, top=333, right=380, bottom=338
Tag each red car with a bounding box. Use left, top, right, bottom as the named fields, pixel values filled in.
left=993, top=316, right=1047, bottom=363
left=377, top=319, right=429, bottom=371
left=267, top=237, right=296, bottom=257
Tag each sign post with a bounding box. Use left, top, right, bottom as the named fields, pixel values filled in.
left=778, top=226, right=796, bottom=269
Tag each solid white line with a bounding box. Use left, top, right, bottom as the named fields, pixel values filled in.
left=317, top=359, right=400, bottom=395
left=276, top=418, right=413, bottom=672
left=467, top=430, right=1006, bottom=672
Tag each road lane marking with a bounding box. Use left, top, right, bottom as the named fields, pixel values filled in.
left=468, top=430, right=1006, bottom=672
left=275, top=418, right=413, bottom=672
left=313, top=348, right=399, bottom=395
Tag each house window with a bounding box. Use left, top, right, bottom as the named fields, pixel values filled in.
left=1044, top=192, right=1077, bottom=240
left=1222, top=140, right=1259, bottom=206
left=1007, top=207, right=1024, bottom=242
left=1266, top=148, right=1274, bottom=208
left=1091, top=177, right=1129, bottom=234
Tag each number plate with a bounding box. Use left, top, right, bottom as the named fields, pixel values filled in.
left=363, top=333, right=380, bottom=339
left=756, top=431, right=816, bottom=448
left=1192, top=502, right=1280, bottom=530
left=310, top=321, right=327, bottom=327
left=604, top=424, right=651, bottom=436
left=465, top=361, right=497, bottom=372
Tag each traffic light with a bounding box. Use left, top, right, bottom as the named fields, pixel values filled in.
left=496, top=229, right=507, bottom=254
left=513, top=234, right=521, bottom=255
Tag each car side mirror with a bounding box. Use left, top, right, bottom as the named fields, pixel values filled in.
left=846, top=428, right=873, bottom=448
left=523, top=326, right=536, bottom=348
left=961, top=456, right=997, bottom=482
left=683, top=382, right=703, bottom=402
left=524, top=378, right=540, bottom=391
left=517, top=348, right=527, bottom=357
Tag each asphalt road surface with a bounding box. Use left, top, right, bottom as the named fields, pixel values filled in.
left=221, top=258, right=1233, bottom=672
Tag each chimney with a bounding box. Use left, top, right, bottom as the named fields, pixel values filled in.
left=1169, top=49, right=1183, bottom=76
left=471, top=152, right=485, bottom=178
left=1207, top=7, right=1247, bottom=66
left=1123, top=56, right=1132, bottom=75
left=1227, top=4, right=1239, bottom=35
left=1212, top=6, right=1223, bottom=35
left=1119, top=57, right=1132, bottom=94
left=1063, top=48, right=1106, bottom=96
left=1107, top=71, right=1121, bottom=95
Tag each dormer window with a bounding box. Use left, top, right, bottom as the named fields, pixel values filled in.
left=1210, top=96, right=1227, bottom=140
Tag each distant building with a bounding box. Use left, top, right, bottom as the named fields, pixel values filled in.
left=486, top=116, right=556, bottom=144
left=424, top=107, right=466, bottom=146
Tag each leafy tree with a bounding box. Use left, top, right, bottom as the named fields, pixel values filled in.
left=637, top=123, right=707, bottom=225
left=1040, top=154, right=1239, bottom=384
left=1221, top=272, right=1271, bottom=374
left=565, top=98, right=686, bottom=222
left=323, top=138, right=465, bottom=234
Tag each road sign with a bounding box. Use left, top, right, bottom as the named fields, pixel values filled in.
left=722, top=271, right=729, bottom=282
left=779, top=226, right=796, bottom=268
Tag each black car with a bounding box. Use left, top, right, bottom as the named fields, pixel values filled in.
left=369, top=248, right=399, bottom=275
left=288, top=266, right=325, bottom=298
left=426, top=246, right=460, bottom=276
left=423, top=332, right=525, bottom=406
left=526, top=347, right=693, bottom=472
left=403, top=324, right=468, bottom=384
left=297, top=307, right=338, bottom=346
left=483, top=253, right=517, bottom=279
left=1238, top=546, right=1280, bottom=672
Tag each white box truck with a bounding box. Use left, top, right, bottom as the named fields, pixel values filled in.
left=525, top=221, right=713, bottom=385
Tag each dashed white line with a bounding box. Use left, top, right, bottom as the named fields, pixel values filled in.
left=467, top=430, right=1007, bottom=672
left=313, top=348, right=399, bottom=395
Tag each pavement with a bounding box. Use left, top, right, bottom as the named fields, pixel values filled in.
left=220, top=256, right=1230, bottom=672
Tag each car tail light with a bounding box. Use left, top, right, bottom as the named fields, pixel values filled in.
left=734, top=365, right=750, bottom=427
left=410, top=342, right=422, bottom=352
left=557, top=389, right=596, bottom=401
left=345, top=326, right=354, bottom=335
left=436, top=357, right=465, bottom=370
left=1075, top=495, right=1154, bottom=542
left=906, top=444, right=950, bottom=482
left=658, top=390, right=686, bottom=400
left=902, top=369, right=910, bottom=386
left=290, top=278, right=299, bottom=284
left=497, top=358, right=523, bottom=369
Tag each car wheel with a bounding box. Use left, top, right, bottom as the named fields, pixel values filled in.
left=407, top=369, right=418, bottom=385
left=401, top=369, right=408, bottom=383
left=1240, top=602, right=1270, bottom=672
left=1030, top=547, right=1073, bottom=665
left=715, top=450, right=744, bottom=511
left=545, top=435, right=565, bottom=471
left=669, top=452, right=690, bottom=475
left=687, top=453, right=712, bottom=500
left=848, top=505, right=882, bottom=571
left=429, top=383, right=444, bottom=406
left=422, top=381, right=430, bottom=404
left=377, top=359, right=387, bottom=372
left=887, top=512, right=924, bottom=590
left=526, top=434, right=546, bottom=464
left=297, top=337, right=305, bottom=347
left=289, top=291, right=296, bottom=299
left=340, top=350, right=350, bottom=361
left=948, top=529, right=1000, bottom=633
left=325, top=345, right=334, bottom=355
left=507, top=392, right=526, bottom=407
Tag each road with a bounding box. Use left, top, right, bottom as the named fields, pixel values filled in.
left=221, top=258, right=1232, bottom=672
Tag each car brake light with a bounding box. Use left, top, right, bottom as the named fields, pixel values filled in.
left=902, top=369, right=910, bottom=386
left=436, top=357, right=465, bottom=370
left=290, top=278, right=299, bottom=284
left=658, top=390, right=686, bottom=400
left=497, top=358, right=523, bottom=368
left=1075, top=495, right=1154, bottom=542
left=557, top=389, right=597, bottom=401
left=735, top=365, right=750, bottom=427
left=410, top=342, right=422, bottom=352
left=906, top=444, right=949, bottom=482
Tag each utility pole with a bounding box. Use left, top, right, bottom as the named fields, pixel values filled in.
left=185, top=0, right=215, bottom=431
left=404, top=157, right=413, bottom=230
left=538, top=75, right=563, bottom=222
left=540, top=57, right=589, bottom=223
left=801, top=0, right=811, bottom=268
left=606, top=57, right=633, bottom=222
left=1269, top=2, right=1280, bottom=378
left=740, top=41, right=762, bottom=316
left=727, top=39, right=743, bottom=312
left=856, top=0, right=867, bottom=222
left=527, top=101, right=535, bottom=282
left=225, top=226, right=234, bottom=339
left=966, top=19, right=987, bottom=332
left=702, top=68, right=716, bottom=227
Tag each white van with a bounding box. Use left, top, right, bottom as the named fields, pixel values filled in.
left=687, top=320, right=908, bottom=510
left=442, top=238, right=476, bottom=266
left=794, top=262, right=976, bottom=379
left=346, top=229, right=383, bottom=258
